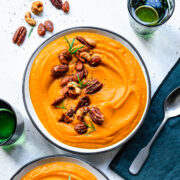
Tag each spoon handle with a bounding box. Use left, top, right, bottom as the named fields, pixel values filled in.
left=129, top=116, right=168, bottom=175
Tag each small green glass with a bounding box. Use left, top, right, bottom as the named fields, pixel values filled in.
left=0, top=99, right=24, bottom=146
left=127, top=0, right=175, bottom=36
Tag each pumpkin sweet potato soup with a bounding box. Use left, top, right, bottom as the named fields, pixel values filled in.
left=29, top=32, right=147, bottom=149
left=21, top=162, right=97, bottom=180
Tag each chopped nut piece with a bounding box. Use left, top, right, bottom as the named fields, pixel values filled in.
left=75, top=61, right=84, bottom=71
left=74, top=123, right=88, bottom=134
left=75, top=96, right=90, bottom=112
left=31, top=1, right=43, bottom=15
left=59, top=114, right=73, bottom=123
left=89, top=107, right=104, bottom=125
left=89, top=56, right=102, bottom=67
left=51, top=65, right=69, bottom=78
left=37, top=23, right=46, bottom=36
left=44, top=20, right=54, bottom=32
left=62, top=1, right=70, bottom=13
left=51, top=95, right=65, bottom=106
left=12, top=26, right=27, bottom=46
left=85, top=79, right=103, bottom=94
left=25, top=11, right=36, bottom=26
left=60, top=76, right=73, bottom=86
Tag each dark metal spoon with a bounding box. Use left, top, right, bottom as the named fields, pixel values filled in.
left=129, top=87, right=180, bottom=175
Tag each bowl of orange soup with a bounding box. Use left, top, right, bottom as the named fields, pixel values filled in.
left=11, top=155, right=109, bottom=180
left=23, top=27, right=151, bottom=154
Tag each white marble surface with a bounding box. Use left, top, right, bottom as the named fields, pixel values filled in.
left=0, top=0, right=180, bottom=179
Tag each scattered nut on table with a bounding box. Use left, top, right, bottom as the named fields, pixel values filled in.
left=25, top=11, right=36, bottom=26
left=31, top=1, right=43, bottom=15
left=62, top=1, right=70, bottom=13
left=44, top=20, right=54, bottom=32
left=37, top=23, right=46, bottom=36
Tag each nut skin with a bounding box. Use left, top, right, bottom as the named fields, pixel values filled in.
left=85, top=79, right=103, bottom=94
left=62, top=1, right=70, bottom=13
left=59, top=114, right=73, bottom=123
left=44, top=20, right=54, bottom=32
left=31, top=1, right=43, bottom=15
left=38, top=23, right=46, bottom=36
left=50, top=0, right=62, bottom=9
left=75, top=61, right=84, bottom=71
left=75, top=96, right=90, bottom=112
left=89, top=56, right=102, bottom=67
left=58, top=50, right=72, bottom=64
left=74, top=123, right=88, bottom=134
left=25, top=11, right=36, bottom=26
left=76, top=36, right=96, bottom=49
left=60, top=76, right=73, bottom=86
left=51, top=65, right=69, bottom=79
left=51, top=95, right=65, bottom=106
left=12, top=26, right=27, bottom=46
left=89, top=107, right=104, bottom=125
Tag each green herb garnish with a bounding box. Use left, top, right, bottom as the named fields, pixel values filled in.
left=84, top=120, right=96, bottom=136
left=56, top=101, right=66, bottom=110
left=68, top=175, right=71, bottom=180
left=28, top=27, right=34, bottom=38
left=64, top=36, right=84, bottom=54
left=72, top=74, right=90, bottom=89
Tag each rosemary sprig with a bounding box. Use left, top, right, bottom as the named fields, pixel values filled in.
left=84, top=120, right=96, bottom=136
left=68, top=175, right=71, bottom=180
left=77, top=74, right=90, bottom=89
left=28, top=27, right=34, bottom=38
left=64, top=36, right=84, bottom=54
left=56, top=101, right=66, bottom=110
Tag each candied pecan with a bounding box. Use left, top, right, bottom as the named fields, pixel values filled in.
left=58, top=50, right=72, bottom=64
left=76, top=53, right=86, bottom=63
left=85, top=79, right=103, bottom=94
left=73, top=70, right=84, bottom=82
left=60, top=76, right=73, bottom=86
left=51, top=95, right=65, bottom=106
left=62, top=1, right=70, bottom=13
left=59, top=114, right=73, bottom=123
left=67, top=82, right=81, bottom=98
left=77, top=47, right=89, bottom=53
left=89, top=56, right=102, bottom=67
left=61, top=86, right=69, bottom=95
left=75, top=96, right=90, bottom=112
left=50, top=0, right=62, bottom=9
left=76, top=36, right=96, bottom=49
left=83, top=67, right=88, bottom=78
left=75, top=61, right=84, bottom=71
left=66, top=109, right=75, bottom=117
left=51, top=65, right=69, bottom=78
left=76, top=106, right=90, bottom=121
left=44, top=20, right=54, bottom=32
left=12, top=26, right=27, bottom=46
left=25, top=11, right=36, bottom=26
left=89, top=107, right=104, bottom=125
left=74, top=123, right=87, bottom=134
left=38, top=23, right=46, bottom=36
left=31, top=1, right=43, bottom=15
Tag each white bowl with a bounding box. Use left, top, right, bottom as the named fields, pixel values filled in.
left=11, top=155, right=109, bottom=180
left=22, top=27, right=151, bottom=154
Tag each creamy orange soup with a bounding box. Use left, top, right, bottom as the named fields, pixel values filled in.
left=21, top=162, right=97, bottom=180
left=29, top=32, right=147, bottom=149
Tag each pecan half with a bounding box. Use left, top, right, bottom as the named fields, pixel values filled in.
left=50, top=0, right=62, bottom=9
left=76, top=106, right=90, bottom=121
left=76, top=36, right=96, bottom=49
left=59, top=114, right=73, bottom=123
left=89, top=107, right=104, bottom=125
left=75, top=61, right=84, bottom=71
left=51, top=95, right=65, bottom=106
left=62, top=1, right=70, bottom=13
left=38, top=23, right=46, bottom=36
left=66, top=109, right=75, bottom=117
left=85, top=79, right=103, bottom=94
left=12, top=26, right=27, bottom=46
left=25, top=11, right=36, bottom=26
left=44, top=20, right=54, bottom=32
left=31, top=1, right=43, bottom=15
left=74, top=123, right=87, bottom=134
left=58, top=50, right=72, bottom=64
left=89, top=56, right=102, bottom=67
left=51, top=65, right=69, bottom=78
left=75, top=96, right=90, bottom=112
left=60, top=76, right=73, bottom=86
left=67, top=82, right=81, bottom=98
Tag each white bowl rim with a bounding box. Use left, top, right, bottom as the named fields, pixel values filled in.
left=22, top=26, right=151, bottom=154
left=11, top=155, right=109, bottom=180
